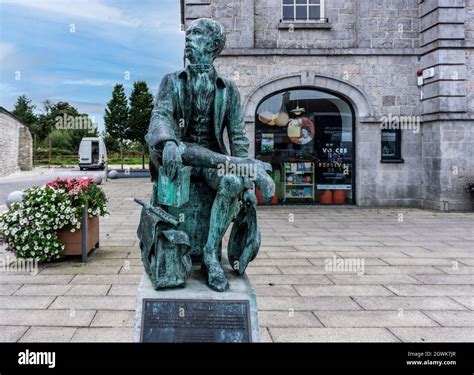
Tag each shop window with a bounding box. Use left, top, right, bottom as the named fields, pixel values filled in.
left=255, top=89, right=354, bottom=205
left=381, top=129, right=404, bottom=163
left=282, top=0, right=326, bottom=22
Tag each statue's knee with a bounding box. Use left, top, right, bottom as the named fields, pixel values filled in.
left=218, top=174, right=243, bottom=198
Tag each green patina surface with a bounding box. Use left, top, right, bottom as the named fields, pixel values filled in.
left=137, top=18, right=275, bottom=292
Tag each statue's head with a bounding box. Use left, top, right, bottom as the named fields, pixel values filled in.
left=185, top=18, right=226, bottom=65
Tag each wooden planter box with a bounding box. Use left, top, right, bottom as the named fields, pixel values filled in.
left=58, top=216, right=100, bottom=256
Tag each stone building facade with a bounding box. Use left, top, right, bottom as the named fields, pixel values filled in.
left=0, top=107, right=33, bottom=177
left=180, top=0, right=474, bottom=211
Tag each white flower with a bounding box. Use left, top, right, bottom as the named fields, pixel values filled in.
left=71, top=228, right=76, bottom=232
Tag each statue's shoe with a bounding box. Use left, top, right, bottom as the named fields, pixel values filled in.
left=201, top=261, right=229, bottom=292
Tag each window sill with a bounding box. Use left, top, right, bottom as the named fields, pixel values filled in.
left=380, top=159, right=405, bottom=164
left=278, top=21, right=332, bottom=30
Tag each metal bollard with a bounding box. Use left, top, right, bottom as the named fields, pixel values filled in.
left=81, top=201, right=88, bottom=263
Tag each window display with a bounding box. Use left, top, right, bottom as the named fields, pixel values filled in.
left=255, top=88, right=354, bottom=204
left=381, top=129, right=403, bottom=163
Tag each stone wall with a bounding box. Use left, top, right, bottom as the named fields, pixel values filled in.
left=18, top=125, right=33, bottom=172
left=214, top=53, right=423, bottom=207
left=0, top=108, right=33, bottom=177
left=181, top=0, right=474, bottom=210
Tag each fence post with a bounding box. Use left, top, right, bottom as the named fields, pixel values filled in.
left=48, top=135, right=51, bottom=169
left=81, top=201, right=88, bottom=263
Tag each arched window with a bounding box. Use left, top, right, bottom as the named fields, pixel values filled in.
left=255, top=88, right=355, bottom=204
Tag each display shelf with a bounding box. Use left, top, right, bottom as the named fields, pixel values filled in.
left=283, top=162, right=315, bottom=202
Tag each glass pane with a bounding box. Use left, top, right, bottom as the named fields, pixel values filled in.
left=382, top=131, right=397, bottom=157
left=309, top=5, right=320, bottom=19
left=282, top=6, right=294, bottom=21
left=255, top=89, right=354, bottom=203
left=282, top=0, right=294, bottom=4
left=309, top=0, right=320, bottom=4
left=296, top=0, right=307, bottom=4
left=295, top=5, right=307, bottom=20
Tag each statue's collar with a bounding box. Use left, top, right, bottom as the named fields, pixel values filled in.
left=178, top=66, right=226, bottom=89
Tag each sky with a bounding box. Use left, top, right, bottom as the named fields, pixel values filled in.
left=0, top=0, right=185, bottom=131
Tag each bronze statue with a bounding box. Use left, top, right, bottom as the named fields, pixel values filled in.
left=137, top=18, right=275, bottom=292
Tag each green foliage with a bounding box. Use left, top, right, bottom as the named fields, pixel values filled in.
left=102, top=131, right=121, bottom=153
left=35, top=101, right=97, bottom=152
left=104, top=84, right=129, bottom=146
left=0, top=178, right=108, bottom=263
left=12, top=95, right=37, bottom=130
left=49, top=129, right=73, bottom=152
left=127, top=81, right=153, bottom=146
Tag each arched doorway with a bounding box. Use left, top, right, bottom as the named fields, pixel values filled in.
left=254, top=88, right=355, bottom=205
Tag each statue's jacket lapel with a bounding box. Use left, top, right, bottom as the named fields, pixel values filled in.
left=146, top=67, right=249, bottom=159
left=176, top=67, right=228, bottom=154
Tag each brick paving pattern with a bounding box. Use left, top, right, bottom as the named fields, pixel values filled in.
left=0, top=178, right=473, bottom=342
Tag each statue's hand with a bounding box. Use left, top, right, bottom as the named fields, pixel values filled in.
left=242, top=190, right=258, bottom=208
left=162, top=141, right=183, bottom=181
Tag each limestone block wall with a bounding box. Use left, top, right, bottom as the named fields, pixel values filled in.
left=418, top=0, right=474, bottom=211
left=181, top=0, right=474, bottom=210
left=0, top=108, right=33, bottom=177
left=0, top=112, right=21, bottom=176
left=18, top=125, right=33, bottom=172
left=215, top=54, right=423, bottom=207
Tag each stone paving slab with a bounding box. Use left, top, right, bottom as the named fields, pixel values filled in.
left=49, top=296, right=135, bottom=310
left=0, top=296, right=54, bottom=309
left=389, top=328, right=474, bottom=342
left=90, top=311, right=134, bottom=327
left=0, top=178, right=473, bottom=342
left=19, top=327, right=77, bottom=342
left=422, top=311, right=474, bottom=327
left=0, top=326, right=29, bottom=342
left=353, top=297, right=468, bottom=310
left=0, top=309, right=96, bottom=326
left=269, top=327, right=400, bottom=342
left=450, top=296, right=474, bottom=310
left=70, top=327, right=132, bottom=342
left=314, top=310, right=439, bottom=327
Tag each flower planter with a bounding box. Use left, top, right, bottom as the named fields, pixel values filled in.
left=58, top=216, right=100, bottom=256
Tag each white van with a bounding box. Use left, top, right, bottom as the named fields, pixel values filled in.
left=78, top=137, right=107, bottom=170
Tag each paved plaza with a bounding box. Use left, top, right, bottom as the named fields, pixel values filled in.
left=0, top=178, right=473, bottom=342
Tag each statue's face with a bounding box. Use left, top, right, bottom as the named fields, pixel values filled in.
left=185, top=20, right=221, bottom=64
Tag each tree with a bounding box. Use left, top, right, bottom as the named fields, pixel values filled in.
left=102, top=131, right=121, bottom=153
left=127, top=81, right=154, bottom=169
left=36, top=101, right=97, bottom=152
left=12, top=95, right=37, bottom=133
left=104, top=84, right=129, bottom=169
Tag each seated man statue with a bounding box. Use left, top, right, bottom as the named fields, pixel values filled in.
left=143, top=18, right=274, bottom=292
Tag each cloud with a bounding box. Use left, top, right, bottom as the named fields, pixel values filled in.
left=1, top=0, right=140, bottom=28
left=0, top=42, right=16, bottom=61
left=63, top=79, right=116, bottom=86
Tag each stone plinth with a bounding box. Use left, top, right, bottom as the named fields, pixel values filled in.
left=133, top=262, right=260, bottom=342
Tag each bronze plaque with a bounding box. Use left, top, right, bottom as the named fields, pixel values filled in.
left=141, top=298, right=251, bottom=342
